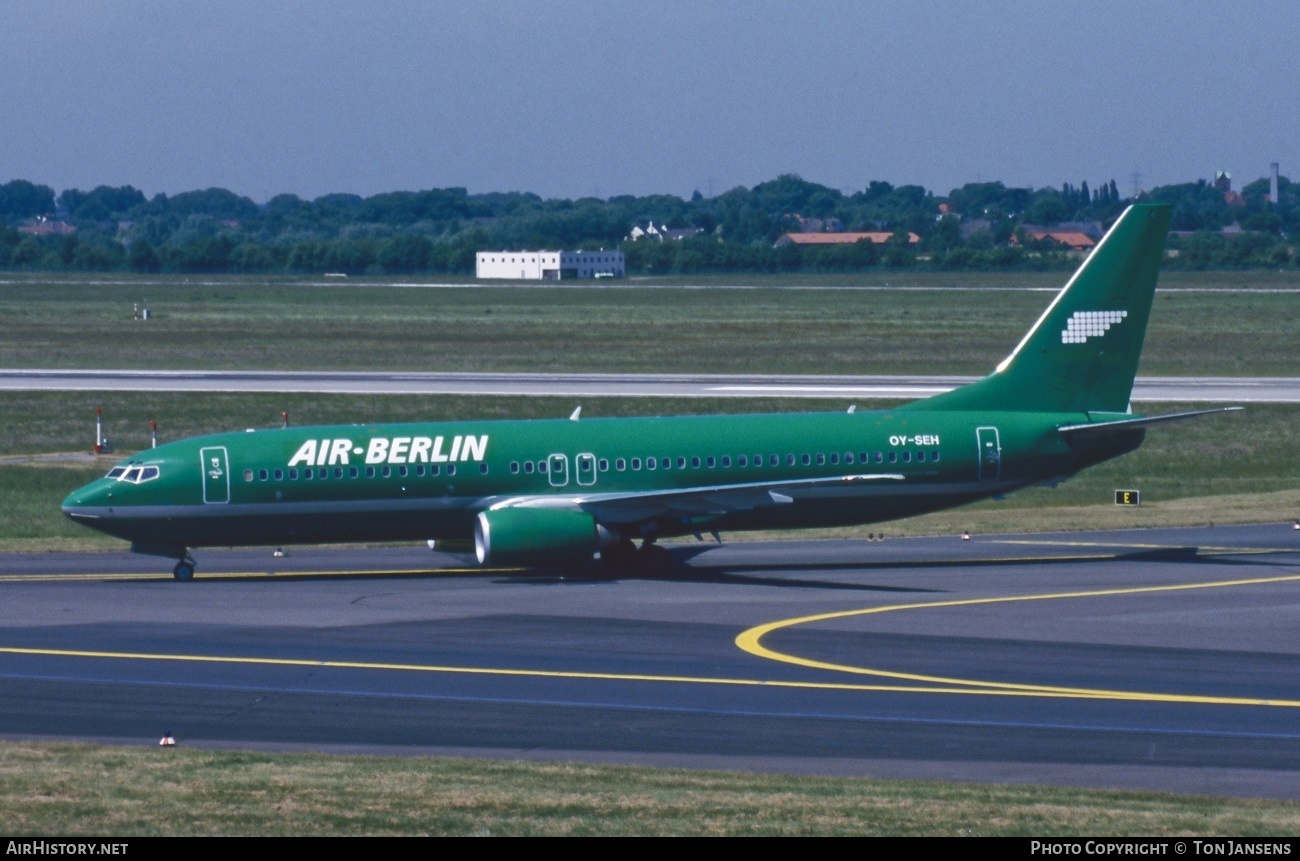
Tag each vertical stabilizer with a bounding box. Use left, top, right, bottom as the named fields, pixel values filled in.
left=905, top=203, right=1172, bottom=413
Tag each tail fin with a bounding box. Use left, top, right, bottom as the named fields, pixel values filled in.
left=904, top=203, right=1173, bottom=414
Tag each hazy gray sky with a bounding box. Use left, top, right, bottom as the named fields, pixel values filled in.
left=3, top=1, right=1295, bottom=201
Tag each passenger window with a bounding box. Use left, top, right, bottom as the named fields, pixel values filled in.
left=274, top=469, right=284, bottom=481
left=447, top=464, right=456, bottom=476
left=631, top=458, right=641, bottom=470
left=722, top=456, right=731, bottom=468
left=660, top=457, right=670, bottom=470
left=539, top=461, right=547, bottom=473
left=691, top=456, right=701, bottom=468
left=333, top=467, right=344, bottom=479
left=382, top=467, right=391, bottom=478
left=786, top=454, right=796, bottom=466
left=366, top=467, right=376, bottom=478
left=932, top=450, right=941, bottom=462
left=706, top=456, right=715, bottom=468
left=304, top=470, right=313, bottom=481
left=479, top=463, right=489, bottom=475
left=430, top=465, right=441, bottom=476
left=510, top=461, right=520, bottom=474
left=888, top=452, right=897, bottom=463
left=874, top=452, right=883, bottom=464
left=676, top=457, right=686, bottom=469
left=816, top=453, right=826, bottom=465
left=902, top=452, right=911, bottom=463
left=243, top=469, right=254, bottom=482
left=829, top=453, right=838, bottom=465
left=916, top=451, right=926, bottom=462
left=289, top=469, right=298, bottom=480
left=770, top=454, right=779, bottom=466
left=738, top=455, right=747, bottom=467
left=646, top=457, right=656, bottom=471
left=350, top=467, right=359, bottom=478
left=398, top=466, right=408, bottom=477
left=616, top=458, right=626, bottom=471
left=598, top=459, right=608, bottom=471
left=844, top=453, right=854, bottom=465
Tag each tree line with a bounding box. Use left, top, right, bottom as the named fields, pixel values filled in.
left=0, top=171, right=1296, bottom=275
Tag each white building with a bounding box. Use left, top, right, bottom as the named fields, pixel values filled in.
left=475, top=250, right=625, bottom=280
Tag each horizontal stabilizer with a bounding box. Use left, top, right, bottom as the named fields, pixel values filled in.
left=1057, top=407, right=1243, bottom=442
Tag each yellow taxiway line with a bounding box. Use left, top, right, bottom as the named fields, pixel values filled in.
left=735, top=573, right=1300, bottom=707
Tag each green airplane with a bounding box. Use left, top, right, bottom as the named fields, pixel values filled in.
left=63, top=203, right=1237, bottom=579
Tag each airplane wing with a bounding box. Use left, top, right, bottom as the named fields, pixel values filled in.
left=483, top=472, right=906, bottom=525
left=1057, top=407, right=1242, bottom=442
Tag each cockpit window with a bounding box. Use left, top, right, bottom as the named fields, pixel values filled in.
left=106, top=463, right=162, bottom=484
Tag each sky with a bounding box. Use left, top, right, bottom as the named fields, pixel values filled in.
left=2, top=1, right=1296, bottom=203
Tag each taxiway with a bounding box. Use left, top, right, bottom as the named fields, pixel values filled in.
left=2, top=524, right=1299, bottom=799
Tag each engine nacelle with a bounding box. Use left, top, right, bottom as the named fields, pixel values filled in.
left=474, top=507, right=611, bottom=567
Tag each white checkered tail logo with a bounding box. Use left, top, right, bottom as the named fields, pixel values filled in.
left=1062, top=310, right=1127, bottom=344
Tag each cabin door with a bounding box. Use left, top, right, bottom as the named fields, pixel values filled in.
left=200, top=446, right=231, bottom=504
left=547, top=453, right=569, bottom=487
left=976, top=427, right=1001, bottom=481
left=575, top=453, right=597, bottom=486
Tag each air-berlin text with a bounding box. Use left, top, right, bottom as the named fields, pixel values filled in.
left=287, top=436, right=489, bottom=467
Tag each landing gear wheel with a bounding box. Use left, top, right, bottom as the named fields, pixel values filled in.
left=173, top=553, right=196, bottom=581
left=600, top=538, right=638, bottom=570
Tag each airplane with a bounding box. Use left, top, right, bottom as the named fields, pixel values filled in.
left=63, top=203, right=1239, bottom=580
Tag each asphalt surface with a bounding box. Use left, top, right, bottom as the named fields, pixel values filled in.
left=3, top=369, right=1299, bottom=402
left=3, top=524, right=1300, bottom=799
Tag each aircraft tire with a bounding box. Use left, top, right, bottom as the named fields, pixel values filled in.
left=173, top=562, right=194, bottom=581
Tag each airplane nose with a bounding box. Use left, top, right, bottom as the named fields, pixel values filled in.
left=62, top=480, right=114, bottom=519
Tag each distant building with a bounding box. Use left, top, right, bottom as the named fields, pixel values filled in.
left=476, top=250, right=625, bottom=280
left=773, top=231, right=920, bottom=248
left=17, top=219, right=75, bottom=237
left=1057, top=221, right=1103, bottom=240
left=1214, top=171, right=1245, bottom=207
left=627, top=222, right=704, bottom=241
left=1013, top=230, right=1097, bottom=252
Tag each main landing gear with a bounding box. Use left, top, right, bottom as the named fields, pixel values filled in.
left=600, top=538, right=675, bottom=576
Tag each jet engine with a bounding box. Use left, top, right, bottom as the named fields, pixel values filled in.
left=474, top=507, right=614, bottom=567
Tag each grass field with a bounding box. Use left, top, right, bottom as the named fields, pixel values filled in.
left=3, top=273, right=1297, bottom=833
left=4, top=742, right=1299, bottom=836
left=0, top=272, right=1296, bottom=375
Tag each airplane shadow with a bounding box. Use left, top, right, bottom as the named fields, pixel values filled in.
left=162, top=542, right=1289, bottom=587
left=498, top=543, right=1293, bottom=593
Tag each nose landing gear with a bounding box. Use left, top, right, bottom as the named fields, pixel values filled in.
left=173, top=552, right=196, bottom=581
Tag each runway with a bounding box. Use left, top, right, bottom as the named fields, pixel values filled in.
left=3, top=369, right=1299, bottom=402
left=3, top=524, right=1299, bottom=799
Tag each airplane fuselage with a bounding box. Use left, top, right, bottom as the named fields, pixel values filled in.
left=63, top=408, right=1142, bottom=552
